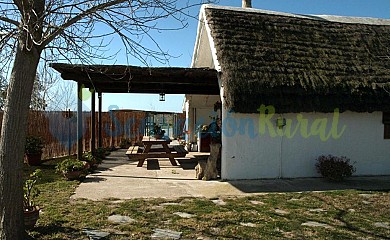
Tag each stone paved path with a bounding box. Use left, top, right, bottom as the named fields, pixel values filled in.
left=72, top=149, right=390, bottom=200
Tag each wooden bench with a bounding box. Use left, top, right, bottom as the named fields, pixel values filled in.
left=126, top=144, right=188, bottom=166
left=173, top=145, right=188, bottom=154
left=126, top=146, right=139, bottom=155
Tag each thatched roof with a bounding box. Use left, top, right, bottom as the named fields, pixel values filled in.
left=51, top=63, right=219, bottom=95
left=202, top=5, right=390, bottom=113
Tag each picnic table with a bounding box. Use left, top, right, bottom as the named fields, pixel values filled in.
left=126, top=136, right=187, bottom=167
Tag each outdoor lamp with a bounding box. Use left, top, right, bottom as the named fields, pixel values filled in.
left=159, top=93, right=165, bottom=101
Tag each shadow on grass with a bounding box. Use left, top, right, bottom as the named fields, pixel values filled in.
left=27, top=222, right=85, bottom=239
left=24, top=160, right=64, bottom=184
left=312, top=194, right=390, bottom=240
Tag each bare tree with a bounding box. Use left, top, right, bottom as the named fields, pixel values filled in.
left=48, top=81, right=77, bottom=111
left=30, top=68, right=59, bottom=110
left=0, top=1, right=214, bottom=238
left=0, top=68, right=56, bottom=111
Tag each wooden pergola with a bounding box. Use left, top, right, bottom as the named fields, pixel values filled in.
left=50, top=63, right=219, bottom=158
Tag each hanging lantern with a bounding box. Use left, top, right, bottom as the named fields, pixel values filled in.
left=159, top=93, right=165, bottom=101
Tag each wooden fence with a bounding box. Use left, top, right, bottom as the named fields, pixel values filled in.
left=0, top=110, right=185, bottom=159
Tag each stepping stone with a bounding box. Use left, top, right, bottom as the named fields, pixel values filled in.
left=288, top=198, right=300, bottom=201
left=308, top=208, right=326, bottom=212
left=151, top=228, right=182, bottom=239
left=212, top=199, right=226, bottom=206
left=197, top=237, right=212, bottom=240
left=108, top=214, right=136, bottom=224
left=83, top=229, right=110, bottom=240
left=210, top=227, right=220, bottom=234
left=362, top=201, right=372, bottom=205
left=250, top=200, right=265, bottom=205
left=359, top=194, right=375, bottom=198
left=162, top=219, right=172, bottom=225
left=374, top=222, right=389, bottom=229
left=160, top=202, right=180, bottom=207
left=301, top=221, right=332, bottom=229
left=275, top=209, right=289, bottom=215
left=348, top=209, right=356, bottom=213
left=173, top=212, right=195, bottom=218
left=240, top=222, right=257, bottom=227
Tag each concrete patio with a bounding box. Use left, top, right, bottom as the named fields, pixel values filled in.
left=72, top=149, right=390, bottom=201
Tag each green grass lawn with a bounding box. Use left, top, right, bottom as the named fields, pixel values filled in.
left=25, top=160, right=389, bottom=239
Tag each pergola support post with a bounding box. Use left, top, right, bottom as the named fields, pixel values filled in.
left=91, top=89, right=96, bottom=154
left=98, top=91, right=103, bottom=148
left=77, top=82, right=83, bottom=159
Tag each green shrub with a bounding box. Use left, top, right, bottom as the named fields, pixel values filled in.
left=93, top=147, right=106, bottom=161
left=82, top=152, right=96, bottom=163
left=315, top=155, right=356, bottom=181
left=56, top=158, right=86, bottom=174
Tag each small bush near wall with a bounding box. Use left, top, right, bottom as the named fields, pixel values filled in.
left=315, top=155, right=356, bottom=181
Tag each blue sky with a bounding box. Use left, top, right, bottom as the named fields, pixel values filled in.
left=95, top=0, right=390, bottom=113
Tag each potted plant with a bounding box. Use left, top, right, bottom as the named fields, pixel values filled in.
left=56, top=158, right=87, bottom=180
left=82, top=152, right=97, bottom=171
left=24, top=169, right=42, bottom=229
left=82, top=151, right=104, bottom=172
left=24, top=136, right=44, bottom=166
left=152, top=124, right=165, bottom=139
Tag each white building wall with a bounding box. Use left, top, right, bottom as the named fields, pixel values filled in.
left=221, top=110, right=390, bottom=180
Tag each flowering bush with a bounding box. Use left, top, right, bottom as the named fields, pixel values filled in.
left=315, top=155, right=356, bottom=181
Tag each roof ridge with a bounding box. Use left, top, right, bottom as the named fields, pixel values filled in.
left=201, top=4, right=390, bottom=26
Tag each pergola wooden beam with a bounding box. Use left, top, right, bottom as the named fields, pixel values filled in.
left=82, top=85, right=219, bottom=94
left=51, top=63, right=219, bottom=94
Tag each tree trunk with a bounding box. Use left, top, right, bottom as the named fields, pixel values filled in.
left=0, top=41, right=41, bottom=239
left=195, top=159, right=207, bottom=180
left=196, top=143, right=221, bottom=181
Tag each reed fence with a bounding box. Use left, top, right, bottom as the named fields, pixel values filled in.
left=0, top=110, right=185, bottom=159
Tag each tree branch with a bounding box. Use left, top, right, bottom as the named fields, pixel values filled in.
left=41, top=0, right=128, bottom=47
left=0, top=16, right=19, bottom=26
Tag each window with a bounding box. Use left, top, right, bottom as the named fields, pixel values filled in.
left=383, top=112, right=390, bottom=139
